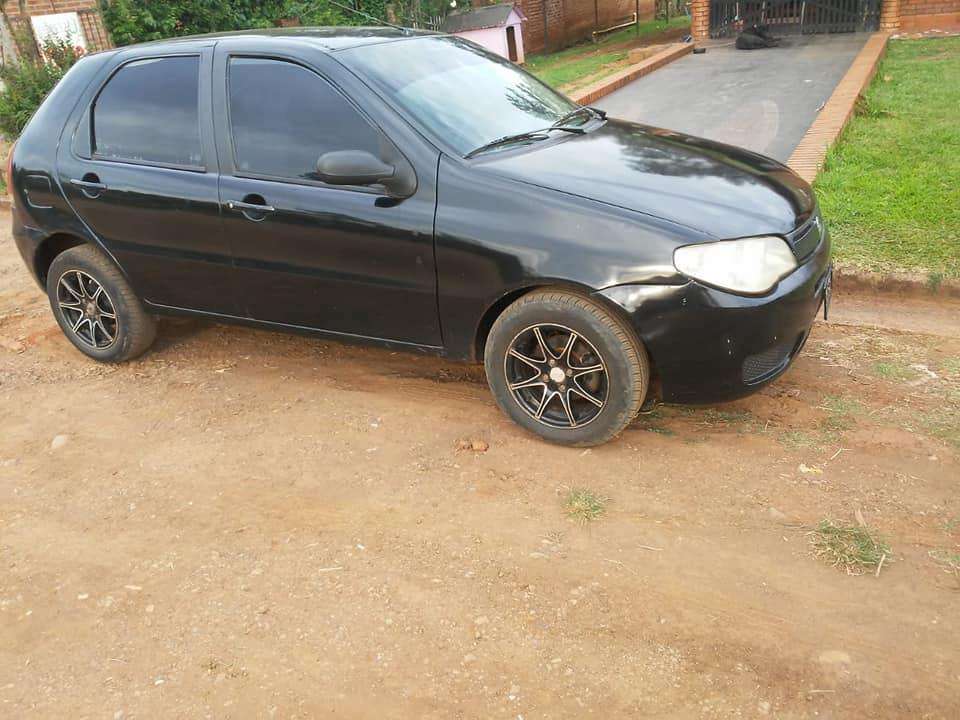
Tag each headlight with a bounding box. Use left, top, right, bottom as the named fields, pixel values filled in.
left=673, top=235, right=797, bottom=295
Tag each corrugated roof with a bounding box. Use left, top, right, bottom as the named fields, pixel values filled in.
left=440, top=4, right=522, bottom=33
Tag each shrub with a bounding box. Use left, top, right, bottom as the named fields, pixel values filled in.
left=99, top=0, right=364, bottom=46
left=0, top=36, right=84, bottom=138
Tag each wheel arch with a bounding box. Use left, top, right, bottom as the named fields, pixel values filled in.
left=33, top=232, right=89, bottom=286
left=472, top=280, right=637, bottom=363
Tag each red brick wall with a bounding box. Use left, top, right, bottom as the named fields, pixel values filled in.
left=488, top=0, right=656, bottom=54
left=518, top=0, right=563, bottom=53
left=899, top=0, right=960, bottom=15
left=3, top=0, right=100, bottom=15
left=561, top=0, right=655, bottom=47
left=3, top=0, right=112, bottom=52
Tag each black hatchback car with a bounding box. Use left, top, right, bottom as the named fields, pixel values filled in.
left=10, top=27, right=831, bottom=446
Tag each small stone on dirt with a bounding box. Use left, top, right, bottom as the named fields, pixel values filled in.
left=768, top=507, right=788, bottom=522
left=818, top=650, right=851, bottom=665
left=50, top=435, right=70, bottom=451
left=455, top=438, right=489, bottom=452
left=798, top=463, right=822, bottom=475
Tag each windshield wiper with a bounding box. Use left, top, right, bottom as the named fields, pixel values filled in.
left=465, top=125, right=586, bottom=159
left=552, top=106, right=600, bottom=127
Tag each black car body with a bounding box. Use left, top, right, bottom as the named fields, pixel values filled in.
left=10, top=27, right=831, bottom=445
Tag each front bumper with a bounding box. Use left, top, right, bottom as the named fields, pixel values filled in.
left=598, top=232, right=831, bottom=404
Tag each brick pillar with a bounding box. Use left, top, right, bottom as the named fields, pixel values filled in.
left=879, top=0, right=901, bottom=31
left=690, top=0, right=711, bottom=42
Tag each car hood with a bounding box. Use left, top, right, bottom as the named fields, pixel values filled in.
left=476, top=119, right=816, bottom=239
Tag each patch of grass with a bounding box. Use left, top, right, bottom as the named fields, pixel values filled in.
left=780, top=429, right=819, bottom=449
left=941, top=357, right=960, bottom=376
left=921, top=405, right=960, bottom=449
left=872, top=360, right=917, bottom=381
left=563, top=488, right=609, bottom=523
left=700, top=408, right=752, bottom=426
left=526, top=16, right=690, bottom=90
left=818, top=394, right=864, bottom=434
left=645, top=425, right=675, bottom=436
left=929, top=549, right=960, bottom=584
left=810, top=519, right=892, bottom=575
left=815, top=37, right=960, bottom=278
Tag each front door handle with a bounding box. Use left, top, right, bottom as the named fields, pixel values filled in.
left=226, top=200, right=276, bottom=214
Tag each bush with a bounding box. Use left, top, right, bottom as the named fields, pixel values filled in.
left=99, top=0, right=458, bottom=47
left=99, top=0, right=366, bottom=46
left=0, top=37, right=84, bottom=138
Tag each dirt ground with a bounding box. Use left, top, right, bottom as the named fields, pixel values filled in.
left=1, top=215, right=958, bottom=719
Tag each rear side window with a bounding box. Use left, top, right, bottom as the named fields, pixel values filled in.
left=227, top=57, right=381, bottom=182
left=93, top=56, right=202, bottom=168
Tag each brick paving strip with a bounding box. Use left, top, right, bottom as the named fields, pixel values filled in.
left=569, top=43, right=694, bottom=105
left=786, top=32, right=891, bottom=183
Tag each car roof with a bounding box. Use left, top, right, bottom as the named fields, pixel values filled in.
left=119, top=26, right=440, bottom=53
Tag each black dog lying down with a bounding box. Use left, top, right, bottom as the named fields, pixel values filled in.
left=736, top=24, right=780, bottom=49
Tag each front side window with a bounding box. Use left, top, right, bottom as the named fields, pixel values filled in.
left=338, top=36, right=578, bottom=156
left=93, top=56, right=202, bottom=167
left=228, top=57, right=382, bottom=182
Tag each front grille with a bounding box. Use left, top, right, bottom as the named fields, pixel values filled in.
left=742, top=342, right=793, bottom=383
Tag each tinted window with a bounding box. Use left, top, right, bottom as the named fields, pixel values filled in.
left=339, top=36, right=577, bottom=156
left=93, top=56, right=202, bottom=167
left=228, top=58, right=381, bottom=182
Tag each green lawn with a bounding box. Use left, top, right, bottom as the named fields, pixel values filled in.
left=815, top=37, right=960, bottom=279
left=526, top=16, right=690, bottom=91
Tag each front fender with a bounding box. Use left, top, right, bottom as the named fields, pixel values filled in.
left=435, top=154, right=704, bottom=359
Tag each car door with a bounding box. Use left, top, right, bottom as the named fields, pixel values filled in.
left=56, top=46, right=238, bottom=315
left=212, top=44, right=442, bottom=347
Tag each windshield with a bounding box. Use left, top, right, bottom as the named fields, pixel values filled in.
left=339, top=36, right=580, bottom=156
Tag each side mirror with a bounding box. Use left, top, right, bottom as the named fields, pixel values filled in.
left=316, top=150, right=395, bottom=187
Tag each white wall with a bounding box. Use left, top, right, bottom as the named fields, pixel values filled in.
left=453, top=22, right=525, bottom=64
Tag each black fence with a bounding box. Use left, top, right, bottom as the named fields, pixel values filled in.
left=709, top=0, right=880, bottom=38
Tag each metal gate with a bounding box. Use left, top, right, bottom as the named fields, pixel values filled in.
left=709, top=0, right=880, bottom=38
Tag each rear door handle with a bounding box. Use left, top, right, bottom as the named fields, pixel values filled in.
left=227, top=200, right=275, bottom=214
left=70, top=178, right=108, bottom=193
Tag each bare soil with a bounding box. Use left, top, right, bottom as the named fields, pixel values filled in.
left=1, top=217, right=958, bottom=719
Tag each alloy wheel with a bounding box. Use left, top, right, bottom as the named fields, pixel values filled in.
left=56, top=270, right=119, bottom=350
left=503, top=323, right=608, bottom=428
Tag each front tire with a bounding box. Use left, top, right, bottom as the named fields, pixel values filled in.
left=47, top=245, right=156, bottom=363
left=485, top=289, right=649, bottom=446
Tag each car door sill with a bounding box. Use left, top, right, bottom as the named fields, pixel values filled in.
left=144, top=301, right=446, bottom=355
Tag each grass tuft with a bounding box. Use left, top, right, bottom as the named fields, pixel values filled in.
left=810, top=519, right=891, bottom=575
left=563, top=488, right=609, bottom=523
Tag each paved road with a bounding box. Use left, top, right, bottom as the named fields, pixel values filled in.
left=596, top=33, right=870, bottom=162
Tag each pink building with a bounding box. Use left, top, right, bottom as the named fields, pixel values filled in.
left=440, top=3, right=527, bottom=64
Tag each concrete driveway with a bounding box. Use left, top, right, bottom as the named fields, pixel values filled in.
left=595, top=33, right=870, bottom=162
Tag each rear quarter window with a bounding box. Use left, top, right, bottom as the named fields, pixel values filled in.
left=92, top=56, right=202, bottom=168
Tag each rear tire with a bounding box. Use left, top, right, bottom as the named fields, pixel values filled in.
left=47, top=245, right=156, bottom=363
left=484, top=289, right=649, bottom=446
